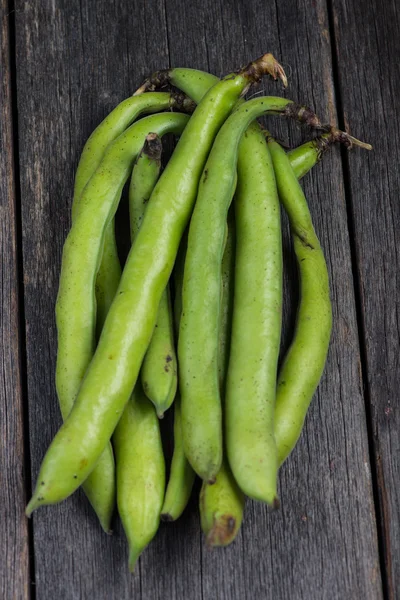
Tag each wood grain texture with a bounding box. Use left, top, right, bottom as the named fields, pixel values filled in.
left=14, top=0, right=384, bottom=597
left=331, top=0, right=400, bottom=597
left=15, top=0, right=168, bottom=598
left=163, top=0, right=381, bottom=598
left=0, top=1, right=30, bottom=598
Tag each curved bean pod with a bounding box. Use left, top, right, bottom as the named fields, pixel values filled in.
left=267, top=136, right=332, bottom=466
left=72, top=92, right=194, bottom=209
left=26, top=54, right=287, bottom=513
left=129, top=135, right=177, bottom=417
left=179, top=96, right=321, bottom=484
left=63, top=96, right=177, bottom=531
left=137, top=68, right=218, bottom=103
left=55, top=96, right=177, bottom=532
left=200, top=129, right=349, bottom=540
left=140, top=68, right=353, bottom=478
left=62, top=96, right=190, bottom=531
left=113, top=384, right=165, bottom=571
left=77, top=92, right=194, bottom=335
left=26, top=112, right=189, bottom=514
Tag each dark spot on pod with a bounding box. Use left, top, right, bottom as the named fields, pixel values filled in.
left=203, top=169, right=208, bottom=183
left=108, top=355, right=114, bottom=360
left=41, top=481, right=45, bottom=486
left=166, top=355, right=172, bottom=363
left=164, top=365, right=169, bottom=373
left=73, top=475, right=78, bottom=479
left=227, top=517, right=236, bottom=533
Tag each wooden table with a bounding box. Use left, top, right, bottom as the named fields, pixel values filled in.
left=1, top=0, right=398, bottom=598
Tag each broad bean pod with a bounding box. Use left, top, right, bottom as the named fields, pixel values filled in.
left=200, top=210, right=245, bottom=545
left=161, top=235, right=196, bottom=521
left=129, top=134, right=177, bottom=417
left=27, top=53, right=287, bottom=512
left=179, top=96, right=321, bottom=484
left=113, top=384, right=165, bottom=571
left=267, top=136, right=332, bottom=466
left=225, top=124, right=282, bottom=505
left=62, top=93, right=178, bottom=532
left=26, top=112, right=189, bottom=513
left=57, top=93, right=186, bottom=532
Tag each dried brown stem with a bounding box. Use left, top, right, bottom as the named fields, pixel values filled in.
left=240, top=53, right=288, bottom=88
left=133, top=69, right=172, bottom=95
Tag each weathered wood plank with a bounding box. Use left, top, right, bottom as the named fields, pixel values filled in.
left=15, top=0, right=169, bottom=597
left=15, top=0, right=384, bottom=597
left=165, top=0, right=383, bottom=598
left=331, top=0, right=400, bottom=597
left=0, top=1, right=30, bottom=598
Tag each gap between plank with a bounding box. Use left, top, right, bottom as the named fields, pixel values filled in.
left=326, top=1, right=389, bottom=598
left=7, top=0, right=36, bottom=596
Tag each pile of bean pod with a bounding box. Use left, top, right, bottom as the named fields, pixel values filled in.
left=26, top=53, right=371, bottom=570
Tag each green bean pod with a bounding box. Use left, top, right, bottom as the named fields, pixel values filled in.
left=137, top=68, right=219, bottom=103
left=63, top=94, right=180, bottom=531
left=27, top=54, right=288, bottom=513
left=113, top=384, right=165, bottom=571
left=145, top=67, right=360, bottom=473
left=97, top=135, right=166, bottom=568
left=200, top=210, right=245, bottom=546
left=199, top=131, right=342, bottom=539
left=200, top=461, right=244, bottom=547
left=161, top=233, right=196, bottom=521
left=287, top=128, right=372, bottom=180
left=53, top=95, right=191, bottom=531
left=72, top=92, right=194, bottom=209
left=287, top=135, right=332, bottom=181
left=75, top=92, right=194, bottom=335
left=161, top=396, right=195, bottom=521
left=267, top=136, right=332, bottom=466
left=129, top=134, right=177, bottom=417
left=26, top=112, right=189, bottom=514
left=224, top=123, right=282, bottom=504
left=179, top=96, right=321, bottom=485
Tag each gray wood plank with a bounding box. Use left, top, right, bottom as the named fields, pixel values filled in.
left=331, top=0, right=400, bottom=597
left=165, top=0, right=383, bottom=598
left=15, top=0, right=169, bottom=597
left=0, top=1, right=30, bottom=598
left=15, top=0, right=384, bottom=597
